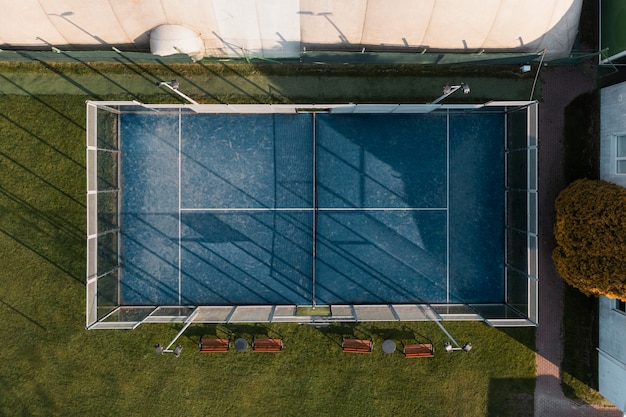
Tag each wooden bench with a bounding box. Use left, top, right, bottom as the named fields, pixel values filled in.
left=252, top=338, right=283, bottom=352
left=342, top=338, right=373, bottom=354
left=403, top=343, right=434, bottom=358
left=199, top=338, right=230, bottom=352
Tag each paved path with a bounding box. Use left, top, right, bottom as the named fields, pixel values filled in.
left=535, top=63, right=622, bottom=417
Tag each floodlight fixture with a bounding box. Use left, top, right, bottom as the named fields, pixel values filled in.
left=153, top=309, right=200, bottom=357
left=431, top=82, right=471, bottom=104
left=444, top=342, right=472, bottom=353
left=172, top=344, right=183, bottom=357
left=156, top=79, right=199, bottom=105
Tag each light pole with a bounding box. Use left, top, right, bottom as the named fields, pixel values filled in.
left=156, top=79, right=199, bottom=105
left=433, top=320, right=472, bottom=353
left=153, top=309, right=200, bottom=357
left=444, top=342, right=472, bottom=353
left=154, top=343, right=183, bottom=357
left=431, top=82, right=470, bottom=104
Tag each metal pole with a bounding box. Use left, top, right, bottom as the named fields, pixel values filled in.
left=164, top=309, right=200, bottom=351
left=164, top=320, right=193, bottom=351
left=431, top=85, right=461, bottom=104
left=431, top=83, right=469, bottom=104
left=158, top=81, right=199, bottom=105
left=434, top=319, right=460, bottom=348
left=529, top=49, right=546, bottom=101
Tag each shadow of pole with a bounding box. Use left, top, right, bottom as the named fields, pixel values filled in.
left=0, top=227, right=83, bottom=285
left=0, top=71, right=85, bottom=130
left=0, top=111, right=85, bottom=170
left=16, top=51, right=102, bottom=98
left=0, top=185, right=83, bottom=239
left=0, top=149, right=85, bottom=209
left=0, top=298, right=46, bottom=330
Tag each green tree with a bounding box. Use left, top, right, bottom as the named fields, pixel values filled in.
left=553, top=178, right=626, bottom=301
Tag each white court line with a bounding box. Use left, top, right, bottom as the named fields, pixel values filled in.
left=312, top=112, right=317, bottom=307
left=178, top=110, right=182, bottom=306
left=446, top=109, right=450, bottom=304
left=179, top=207, right=448, bottom=211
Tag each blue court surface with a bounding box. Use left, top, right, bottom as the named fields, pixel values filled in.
left=120, top=111, right=504, bottom=306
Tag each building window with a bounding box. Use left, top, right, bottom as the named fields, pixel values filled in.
left=617, top=135, right=626, bottom=174
left=616, top=299, right=626, bottom=314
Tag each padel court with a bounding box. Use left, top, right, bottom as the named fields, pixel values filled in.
left=86, top=102, right=538, bottom=328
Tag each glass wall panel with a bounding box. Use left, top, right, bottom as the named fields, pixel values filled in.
left=97, top=270, right=119, bottom=318
left=528, top=148, right=537, bottom=190
left=506, top=268, right=529, bottom=313
left=506, top=109, right=528, bottom=149
left=97, top=109, right=118, bottom=150
left=96, top=231, right=118, bottom=276
left=97, top=191, right=118, bottom=234
left=506, top=151, right=528, bottom=189
left=528, top=235, right=538, bottom=278
left=97, top=150, right=118, bottom=191
left=506, top=229, right=528, bottom=273
left=528, top=191, right=537, bottom=235
left=471, top=304, right=525, bottom=319
left=102, top=307, right=154, bottom=323
left=506, top=190, right=527, bottom=231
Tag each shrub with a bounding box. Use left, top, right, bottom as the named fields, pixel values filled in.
left=553, top=178, right=626, bottom=300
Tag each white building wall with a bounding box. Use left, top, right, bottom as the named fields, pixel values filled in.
left=599, top=81, right=626, bottom=414
left=601, top=83, right=626, bottom=188
left=598, top=297, right=626, bottom=412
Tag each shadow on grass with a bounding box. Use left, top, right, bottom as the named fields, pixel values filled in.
left=195, top=63, right=262, bottom=104
left=0, top=297, right=47, bottom=330
left=366, top=324, right=427, bottom=344
left=158, top=60, right=228, bottom=104
left=315, top=323, right=360, bottom=347
left=0, top=112, right=84, bottom=170
left=0, top=186, right=84, bottom=285
left=497, top=327, right=536, bottom=352
left=488, top=377, right=534, bottom=417
left=186, top=324, right=233, bottom=341
left=561, top=284, right=603, bottom=402
left=0, top=72, right=85, bottom=130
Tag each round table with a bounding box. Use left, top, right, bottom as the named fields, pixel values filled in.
left=234, top=337, right=249, bottom=352
left=382, top=339, right=396, bottom=354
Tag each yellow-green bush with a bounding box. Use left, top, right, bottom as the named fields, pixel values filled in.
left=553, top=178, right=626, bottom=300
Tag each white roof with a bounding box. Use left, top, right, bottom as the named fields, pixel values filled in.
left=0, top=0, right=582, bottom=60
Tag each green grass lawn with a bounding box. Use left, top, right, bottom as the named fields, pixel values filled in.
left=0, top=63, right=536, bottom=416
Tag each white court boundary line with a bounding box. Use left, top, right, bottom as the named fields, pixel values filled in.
left=179, top=207, right=448, bottom=211
left=178, top=110, right=182, bottom=306
left=312, top=112, right=317, bottom=307
left=446, top=109, right=450, bottom=304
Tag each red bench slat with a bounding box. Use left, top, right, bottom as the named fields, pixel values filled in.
left=252, top=338, right=283, bottom=352
left=342, top=338, right=373, bottom=353
left=403, top=343, right=434, bottom=358
left=199, top=338, right=230, bottom=352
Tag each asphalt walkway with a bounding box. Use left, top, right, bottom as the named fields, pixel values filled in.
left=535, top=63, right=621, bottom=417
